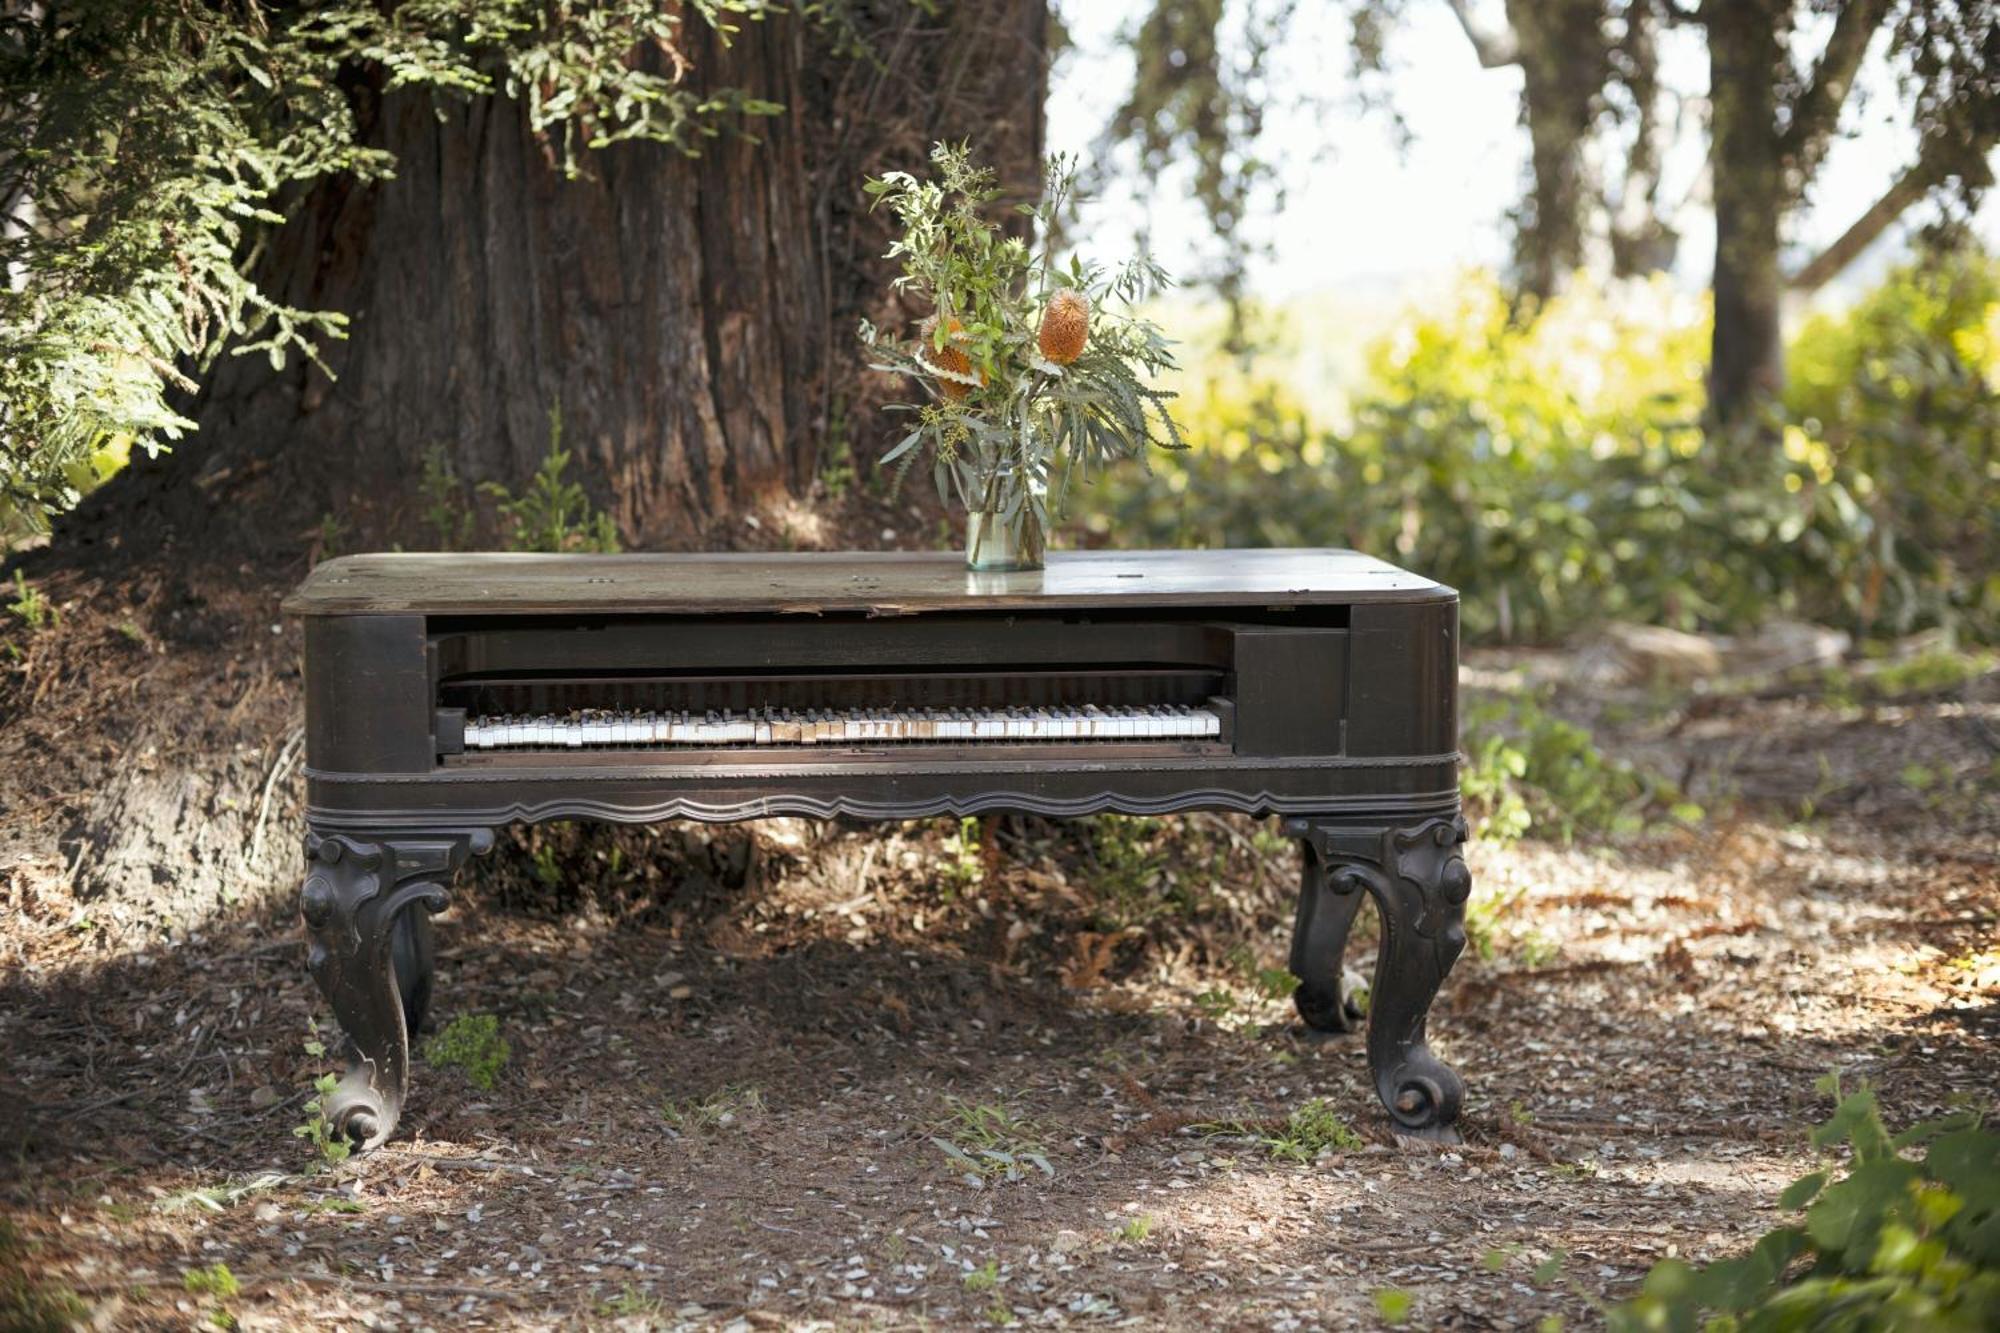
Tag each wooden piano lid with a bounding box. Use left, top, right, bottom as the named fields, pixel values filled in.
left=282, top=548, right=1450, bottom=617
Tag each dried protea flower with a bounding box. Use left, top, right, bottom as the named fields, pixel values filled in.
left=1037, top=288, right=1089, bottom=365
left=918, top=315, right=981, bottom=399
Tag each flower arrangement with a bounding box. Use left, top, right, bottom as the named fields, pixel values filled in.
left=859, top=143, right=1185, bottom=570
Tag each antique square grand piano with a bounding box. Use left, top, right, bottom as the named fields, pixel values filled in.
left=283, top=548, right=1472, bottom=1149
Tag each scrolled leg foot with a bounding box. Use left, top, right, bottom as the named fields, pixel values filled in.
left=301, top=828, right=491, bottom=1151
left=1284, top=814, right=1471, bottom=1141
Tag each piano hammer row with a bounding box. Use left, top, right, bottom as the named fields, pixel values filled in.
left=458, top=703, right=1224, bottom=749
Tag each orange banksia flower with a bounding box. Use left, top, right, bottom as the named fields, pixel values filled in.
left=1038, top=288, right=1089, bottom=365
left=919, top=315, right=981, bottom=399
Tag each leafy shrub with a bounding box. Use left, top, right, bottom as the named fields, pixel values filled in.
left=1100, top=257, right=1999, bottom=645
left=1460, top=692, right=1697, bottom=844
left=1787, top=250, right=2000, bottom=640
left=1611, top=1082, right=1999, bottom=1332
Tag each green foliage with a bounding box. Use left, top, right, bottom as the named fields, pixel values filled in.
left=861, top=144, right=1184, bottom=559
left=1115, top=1214, right=1155, bottom=1243
left=929, top=1096, right=1055, bottom=1185
left=182, top=1263, right=240, bottom=1299
left=1461, top=691, right=1696, bottom=844
left=5, top=570, right=55, bottom=631
left=419, top=446, right=476, bottom=551
left=423, top=1013, right=511, bottom=1092
left=1786, top=250, right=2000, bottom=639
left=1106, top=262, right=2000, bottom=644
left=1373, top=1285, right=1415, bottom=1325
left=1260, top=1098, right=1364, bottom=1162
left=483, top=408, right=619, bottom=553
left=0, top=1219, right=88, bottom=1333
left=1612, top=1083, right=2000, bottom=1333
left=293, top=1033, right=352, bottom=1165
left=0, top=1, right=795, bottom=539
left=1201, top=1097, right=1364, bottom=1162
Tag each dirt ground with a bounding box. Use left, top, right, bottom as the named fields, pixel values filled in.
left=2, top=575, right=1996, bottom=1330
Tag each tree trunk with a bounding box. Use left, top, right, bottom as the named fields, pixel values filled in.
left=21, top=1, right=1048, bottom=911
left=68, top=1, right=1050, bottom=556
left=1706, top=1, right=1788, bottom=426
left=1506, top=0, right=1605, bottom=308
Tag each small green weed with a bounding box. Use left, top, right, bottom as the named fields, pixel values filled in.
left=939, top=815, right=984, bottom=892
left=315, top=512, right=344, bottom=560
left=930, top=1097, right=1054, bottom=1185
left=423, top=1013, right=511, bottom=1092
left=483, top=405, right=619, bottom=553
left=597, top=1284, right=669, bottom=1317
left=293, top=1031, right=351, bottom=1165
left=963, top=1259, right=1000, bottom=1292
left=662, top=1085, right=765, bottom=1133
left=183, top=1263, right=240, bottom=1299
left=419, top=445, right=476, bottom=550
left=1115, top=1214, right=1154, bottom=1243
left=5, top=570, right=56, bottom=631
left=1372, top=1286, right=1413, bottom=1325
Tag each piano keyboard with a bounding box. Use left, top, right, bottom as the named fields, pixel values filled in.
left=462, top=704, right=1223, bottom=750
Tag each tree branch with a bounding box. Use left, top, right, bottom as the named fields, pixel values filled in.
left=1445, top=0, right=1519, bottom=69
left=1787, top=136, right=1993, bottom=290
left=1779, top=0, right=1893, bottom=192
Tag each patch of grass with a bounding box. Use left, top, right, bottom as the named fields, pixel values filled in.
left=423, top=1013, right=511, bottom=1092
left=1114, top=1214, right=1154, bottom=1243
left=597, top=1284, right=669, bottom=1317
left=182, top=1263, right=240, bottom=1299
left=0, top=1220, right=87, bottom=1333
left=1866, top=646, right=1995, bottom=698
left=661, top=1085, right=765, bottom=1133
left=962, top=1259, right=1000, bottom=1292
left=1372, top=1285, right=1413, bottom=1325
left=301, top=1197, right=366, bottom=1215
left=929, top=1097, right=1054, bottom=1186
left=1202, top=1097, right=1364, bottom=1163
left=157, top=1172, right=291, bottom=1214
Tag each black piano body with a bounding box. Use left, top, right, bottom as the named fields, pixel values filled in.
left=283, top=549, right=1472, bottom=1148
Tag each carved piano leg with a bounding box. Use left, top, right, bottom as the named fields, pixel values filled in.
left=299, top=828, right=493, bottom=1150
left=1283, top=815, right=1472, bottom=1141
left=1289, top=835, right=1367, bottom=1033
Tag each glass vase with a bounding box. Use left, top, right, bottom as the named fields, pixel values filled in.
left=964, top=510, right=1045, bottom=573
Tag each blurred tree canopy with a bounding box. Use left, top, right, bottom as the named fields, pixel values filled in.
left=1107, top=0, right=2000, bottom=422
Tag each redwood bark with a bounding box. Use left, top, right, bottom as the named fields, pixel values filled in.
left=1706, top=1, right=1788, bottom=425
left=69, top=1, right=1049, bottom=554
